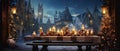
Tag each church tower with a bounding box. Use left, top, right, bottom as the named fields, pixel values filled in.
left=38, top=3, right=43, bottom=25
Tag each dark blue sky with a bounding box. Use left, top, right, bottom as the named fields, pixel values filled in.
left=31, top=0, right=102, bottom=17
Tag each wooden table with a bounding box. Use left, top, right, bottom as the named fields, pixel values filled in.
left=24, top=35, right=101, bottom=51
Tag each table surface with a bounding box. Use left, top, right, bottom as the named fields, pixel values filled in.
left=24, top=35, right=101, bottom=44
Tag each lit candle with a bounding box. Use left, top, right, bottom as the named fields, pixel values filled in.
left=32, top=31, right=36, bottom=37
left=72, top=27, right=77, bottom=35
left=57, top=29, right=60, bottom=35
left=102, top=8, right=106, bottom=15
left=74, top=31, right=77, bottom=36
left=90, top=29, right=93, bottom=35
left=11, top=6, right=17, bottom=14
left=39, top=27, right=43, bottom=36
left=81, top=24, right=85, bottom=30
left=52, top=26, right=56, bottom=32
left=60, top=29, right=63, bottom=36
left=49, top=28, right=52, bottom=32
left=39, top=27, right=43, bottom=31
left=86, top=29, right=89, bottom=36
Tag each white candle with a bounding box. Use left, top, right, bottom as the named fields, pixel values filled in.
left=32, top=31, right=36, bottom=37
left=52, top=26, right=56, bottom=32
left=39, top=27, right=43, bottom=32
left=60, top=29, right=63, bottom=36
left=86, top=29, right=89, bottom=36
left=72, top=27, right=77, bottom=35
left=81, top=24, right=85, bottom=30
left=49, top=28, right=52, bottom=31
left=90, top=29, right=93, bottom=35
left=74, top=31, right=77, bottom=35
left=57, top=29, right=60, bottom=34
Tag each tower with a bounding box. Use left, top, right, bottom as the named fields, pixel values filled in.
left=38, top=3, right=43, bottom=25
left=61, top=7, right=72, bottom=22
left=54, top=11, right=60, bottom=23
left=93, top=6, right=102, bottom=33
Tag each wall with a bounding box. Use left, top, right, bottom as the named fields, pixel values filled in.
left=0, top=0, right=3, bottom=50
left=1, top=0, right=9, bottom=48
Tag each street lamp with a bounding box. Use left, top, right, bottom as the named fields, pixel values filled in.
left=11, top=6, right=17, bottom=14
left=101, top=5, right=108, bottom=16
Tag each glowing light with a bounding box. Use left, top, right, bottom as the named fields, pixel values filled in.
left=49, top=28, right=52, bottom=31
left=32, top=24, right=34, bottom=26
left=32, top=31, right=36, bottom=37
left=39, top=27, right=43, bottom=33
left=90, top=29, right=93, bottom=35
left=102, top=6, right=108, bottom=15
left=103, top=9, right=106, bottom=14
left=81, top=24, right=85, bottom=30
left=39, top=12, right=42, bottom=15
left=52, top=26, right=56, bottom=32
left=11, top=7, right=17, bottom=14
left=90, top=20, right=93, bottom=25
left=86, top=29, right=89, bottom=36
left=72, top=27, right=77, bottom=35
left=40, top=27, right=42, bottom=29
left=57, top=29, right=60, bottom=34
left=60, top=29, right=63, bottom=36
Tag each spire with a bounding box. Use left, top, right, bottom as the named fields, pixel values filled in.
left=86, top=8, right=92, bottom=18
left=38, top=2, right=43, bottom=24
left=38, top=3, right=43, bottom=10
left=38, top=2, right=43, bottom=17
left=93, top=6, right=102, bottom=19
left=54, top=10, right=58, bottom=18
left=93, top=6, right=99, bottom=13
left=62, top=7, right=72, bottom=22
left=28, top=0, right=32, bottom=9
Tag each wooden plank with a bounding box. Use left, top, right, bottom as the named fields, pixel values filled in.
left=24, top=35, right=101, bottom=44
left=26, top=42, right=99, bottom=46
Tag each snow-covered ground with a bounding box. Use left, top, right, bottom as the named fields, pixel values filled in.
left=3, top=39, right=97, bottom=51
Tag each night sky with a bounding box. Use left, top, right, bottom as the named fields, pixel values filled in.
left=30, top=0, right=102, bottom=18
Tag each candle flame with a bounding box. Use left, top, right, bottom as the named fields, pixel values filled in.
left=57, top=29, right=60, bottom=33
left=49, top=28, right=51, bottom=31
left=81, top=24, right=85, bottom=30
left=60, top=29, right=63, bottom=36
left=52, top=26, right=55, bottom=29
left=11, top=7, right=17, bottom=14
left=86, top=29, right=89, bottom=35
left=52, top=26, right=56, bottom=32
left=39, top=27, right=43, bottom=32
left=72, top=27, right=75, bottom=31
left=103, top=9, right=106, bottom=14
left=40, top=27, right=42, bottom=29
left=32, top=31, right=36, bottom=36
left=90, top=29, right=93, bottom=35
left=74, top=31, right=77, bottom=35
left=72, top=27, right=77, bottom=35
